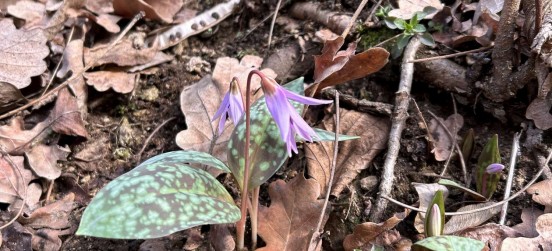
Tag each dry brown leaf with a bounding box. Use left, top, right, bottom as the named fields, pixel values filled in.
left=25, top=144, right=70, bottom=180
left=527, top=179, right=552, bottom=211
left=443, top=202, right=502, bottom=234
left=343, top=211, right=408, bottom=251
left=31, top=228, right=63, bottom=251
left=257, top=175, right=326, bottom=251
left=113, top=0, right=183, bottom=23
left=1, top=221, right=32, bottom=251
left=312, top=37, right=389, bottom=93
left=93, top=14, right=122, bottom=33
left=388, top=0, right=443, bottom=20
left=126, top=51, right=174, bottom=72
left=25, top=183, right=43, bottom=211
left=0, top=117, right=49, bottom=155
left=73, top=134, right=110, bottom=172
left=0, top=82, right=25, bottom=113
left=458, top=223, right=521, bottom=251
left=429, top=114, right=464, bottom=161
left=57, top=38, right=88, bottom=115
left=210, top=224, right=235, bottom=251
left=50, top=87, right=88, bottom=138
left=525, top=97, right=552, bottom=130
left=84, top=34, right=158, bottom=67
left=512, top=208, right=544, bottom=238
left=6, top=0, right=45, bottom=25
left=0, top=155, right=32, bottom=204
left=501, top=213, right=552, bottom=250
left=0, top=19, right=49, bottom=89
left=175, top=56, right=274, bottom=166
left=85, top=0, right=114, bottom=14
left=19, top=193, right=76, bottom=229
left=305, top=109, right=389, bottom=197
left=84, top=70, right=137, bottom=93
left=413, top=183, right=449, bottom=233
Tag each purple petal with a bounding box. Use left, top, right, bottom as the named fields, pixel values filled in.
left=229, top=93, right=244, bottom=124
left=212, top=92, right=230, bottom=122
left=289, top=108, right=316, bottom=142
left=286, top=127, right=298, bottom=156
left=486, top=163, right=505, bottom=174
left=265, top=89, right=291, bottom=141
left=282, top=88, right=333, bottom=105
left=217, top=112, right=227, bottom=134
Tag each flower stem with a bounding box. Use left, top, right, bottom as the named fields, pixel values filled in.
left=251, top=187, right=260, bottom=249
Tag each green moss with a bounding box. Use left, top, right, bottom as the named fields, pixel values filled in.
left=357, top=26, right=398, bottom=50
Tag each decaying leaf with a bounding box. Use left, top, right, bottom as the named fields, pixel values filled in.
left=501, top=213, right=552, bottom=250
left=0, top=82, right=25, bottom=113
left=1, top=221, right=33, bottom=251
left=0, top=18, right=49, bottom=89
left=31, top=228, right=64, bottom=251
left=0, top=155, right=32, bottom=204
left=19, top=193, right=76, bottom=229
left=412, top=183, right=448, bottom=233
left=6, top=0, right=45, bottom=25
left=305, top=109, right=389, bottom=197
left=25, top=144, right=70, bottom=180
left=0, top=117, right=49, bottom=155
left=176, top=56, right=274, bottom=167
left=512, top=208, right=544, bottom=238
left=343, top=210, right=409, bottom=251
left=59, top=38, right=88, bottom=115
left=525, top=97, right=552, bottom=130
left=458, top=223, right=521, bottom=251
left=86, top=0, right=114, bottom=14
left=258, top=175, right=327, bottom=251
left=113, top=0, right=183, bottom=23
left=84, top=70, right=137, bottom=93
left=210, top=224, right=235, bottom=251
left=429, top=114, right=464, bottom=161
left=84, top=33, right=158, bottom=68
left=50, top=87, right=88, bottom=138
left=527, top=178, right=552, bottom=212
left=388, top=0, right=443, bottom=20
left=312, top=37, right=389, bottom=93
left=443, top=202, right=502, bottom=234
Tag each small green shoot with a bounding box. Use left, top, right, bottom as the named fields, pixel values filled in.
left=475, top=134, right=502, bottom=198
left=382, top=6, right=436, bottom=57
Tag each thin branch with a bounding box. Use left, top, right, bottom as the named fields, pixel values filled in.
left=342, top=0, right=370, bottom=38
left=366, top=0, right=384, bottom=23
left=382, top=149, right=552, bottom=216
left=370, top=36, right=420, bottom=222
left=499, top=131, right=522, bottom=225
left=41, top=26, right=76, bottom=98
left=409, top=46, right=492, bottom=63
left=267, top=0, right=283, bottom=50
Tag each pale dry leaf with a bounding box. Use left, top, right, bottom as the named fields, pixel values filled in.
left=93, top=14, right=122, bottom=33
left=388, top=0, right=443, bottom=20
left=6, top=0, right=46, bottom=25
left=443, top=202, right=502, bottom=234
left=25, top=182, right=43, bottom=211
left=429, top=114, right=464, bottom=161
left=512, top=208, right=544, bottom=238
left=257, top=176, right=327, bottom=251
left=57, top=38, right=88, bottom=114
left=0, top=117, right=49, bottom=155
left=50, top=87, right=88, bottom=137
left=0, top=155, right=32, bottom=204
left=343, top=211, right=408, bottom=251
left=176, top=56, right=274, bottom=166
left=173, top=7, right=198, bottom=23
left=527, top=178, right=552, bottom=211
left=525, top=97, right=552, bottom=130
left=0, top=19, right=49, bottom=89
left=113, top=0, right=183, bottom=23
left=19, top=193, right=76, bottom=229
left=126, top=51, right=174, bottom=72
left=0, top=0, right=19, bottom=11
left=305, top=109, right=389, bottom=197
left=0, top=82, right=25, bottom=113
left=25, top=144, right=70, bottom=180
left=458, top=223, right=521, bottom=251
left=84, top=70, right=137, bottom=93
left=84, top=34, right=158, bottom=67
left=473, top=0, right=504, bottom=23
left=501, top=213, right=552, bottom=251
left=85, top=0, right=114, bottom=14
left=413, top=183, right=449, bottom=233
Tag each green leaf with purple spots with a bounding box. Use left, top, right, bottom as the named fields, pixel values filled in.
left=227, top=77, right=305, bottom=190
left=76, top=151, right=240, bottom=239
left=475, top=134, right=501, bottom=198
left=412, top=236, right=485, bottom=251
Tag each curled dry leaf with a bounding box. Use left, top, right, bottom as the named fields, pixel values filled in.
left=429, top=114, right=464, bottom=161
left=388, top=0, right=443, bottom=20
left=25, top=144, right=70, bottom=180
left=525, top=97, right=552, bottom=130
left=458, top=223, right=521, bottom=251
left=443, top=202, right=502, bottom=234
left=412, top=183, right=449, bottom=233
left=19, top=193, right=76, bottom=229
left=0, top=81, right=25, bottom=113
left=0, top=19, right=49, bottom=89
left=305, top=109, right=389, bottom=197
left=527, top=178, right=552, bottom=211
left=311, top=37, right=389, bottom=94
left=113, top=0, right=183, bottom=23
left=343, top=210, right=409, bottom=251
left=0, top=155, right=32, bottom=204
left=501, top=213, right=552, bottom=250
left=84, top=33, right=158, bottom=68
left=57, top=38, right=88, bottom=116
left=175, top=56, right=274, bottom=167
left=84, top=70, right=137, bottom=94
left=512, top=208, right=544, bottom=238
left=257, top=175, right=327, bottom=251
left=0, top=117, right=49, bottom=155
left=50, top=87, right=88, bottom=138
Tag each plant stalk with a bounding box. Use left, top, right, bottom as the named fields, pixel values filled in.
left=251, top=187, right=260, bottom=249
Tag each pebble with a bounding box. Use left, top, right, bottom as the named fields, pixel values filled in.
left=360, top=176, right=379, bottom=192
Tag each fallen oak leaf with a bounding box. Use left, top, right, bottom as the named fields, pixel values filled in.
left=343, top=210, right=409, bottom=251
left=0, top=155, right=32, bottom=204
left=19, top=193, right=76, bottom=229
left=412, top=183, right=449, bottom=234
left=50, top=87, right=88, bottom=138
left=525, top=96, right=552, bottom=130
left=458, top=223, right=521, bottom=251
left=527, top=178, right=552, bottom=212
left=84, top=33, right=158, bottom=68
left=501, top=213, right=552, bottom=250
left=388, top=0, right=443, bottom=20
left=0, top=117, right=49, bottom=155
left=84, top=70, right=137, bottom=94
left=6, top=0, right=45, bottom=26
left=512, top=208, right=545, bottom=237
left=25, top=144, right=70, bottom=180
left=257, top=175, right=328, bottom=251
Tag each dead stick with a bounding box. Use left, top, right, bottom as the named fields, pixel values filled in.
left=342, top=0, right=370, bottom=38
left=267, top=0, right=283, bottom=49
left=409, top=46, right=492, bottom=63
left=499, top=131, right=521, bottom=225
left=370, top=36, right=420, bottom=222
left=0, top=12, right=144, bottom=120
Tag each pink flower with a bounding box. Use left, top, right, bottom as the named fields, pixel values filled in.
left=212, top=79, right=244, bottom=134
left=260, top=76, right=332, bottom=156
left=486, top=163, right=505, bottom=174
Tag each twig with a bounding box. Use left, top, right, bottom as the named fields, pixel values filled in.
left=427, top=111, right=468, bottom=185
left=442, top=94, right=460, bottom=178
left=409, top=46, right=492, bottom=63
left=374, top=33, right=402, bottom=48
left=370, top=36, right=420, bottom=222
left=342, top=0, right=370, bottom=38
left=41, top=26, right=76, bottom=98
left=136, top=117, right=176, bottom=163
left=0, top=151, right=28, bottom=230
left=315, top=90, right=340, bottom=233
left=366, top=0, right=384, bottom=23
left=0, top=12, right=144, bottom=120
left=382, top=149, right=552, bottom=216
left=499, top=131, right=522, bottom=225
left=267, top=0, right=283, bottom=50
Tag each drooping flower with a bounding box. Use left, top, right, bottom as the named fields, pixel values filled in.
left=212, top=79, right=244, bottom=134
left=259, top=75, right=332, bottom=156
left=486, top=163, right=505, bottom=174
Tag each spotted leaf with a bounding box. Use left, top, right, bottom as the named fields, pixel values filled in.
left=412, top=236, right=485, bottom=251
left=227, top=77, right=305, bottom=190
left=310, top=128, right=360, bottom=142
left=140, top=150, right=230, bottom=173
left=475, top=134, right=501, bottom=198
left=76, top=152, right=240, bottom=239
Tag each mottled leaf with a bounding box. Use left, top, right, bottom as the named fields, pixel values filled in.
left=412, top=236, right=485, bottom=251
left=311, top=128, right=360, bottom=141
left=140, top=150, right=230, bottom=173
left=77, top=152, right=240, bottom=239
left=475, top=134, right=501, bottom=198
left=443, top=202, right=501, bottom=234
left=460, top=129, right=475, bottom=165
left=227, top=77, right=304, bottom=190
